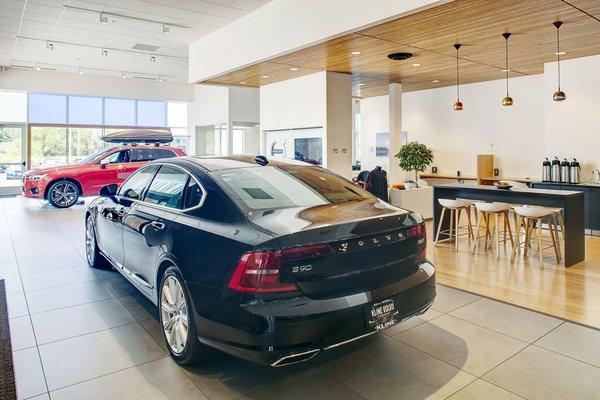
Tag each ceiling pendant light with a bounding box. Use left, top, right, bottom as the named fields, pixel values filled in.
left=501, top=32, right=514, bottom=106
left=453, top=43, right=463, bottom=111
left=553, top=21, right=566, bottom=101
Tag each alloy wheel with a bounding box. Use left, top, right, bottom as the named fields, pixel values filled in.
left=161, top=275, right=189, bottom=354
left=85, top=218, right=95, bottom=264
left=50, top=182, right=78, bottom=207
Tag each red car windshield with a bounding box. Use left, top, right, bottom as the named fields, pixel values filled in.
left=77, top=147, right=114, bottom=164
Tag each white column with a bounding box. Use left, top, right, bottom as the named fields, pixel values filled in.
left=325, top=72, right=353, bottom=178
left=388, top=83, right=403, bottom=183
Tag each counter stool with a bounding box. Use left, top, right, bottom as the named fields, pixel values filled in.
left=472, top=202, right=514, bottom=259
left=435, top=199, right=474, bottom=251
left=511, top=206, right=561, bottom=269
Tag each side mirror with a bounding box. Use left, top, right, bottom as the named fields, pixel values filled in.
left=99, top=183, right=118, bottom=197
left=99, top=158, right=109, bottom=169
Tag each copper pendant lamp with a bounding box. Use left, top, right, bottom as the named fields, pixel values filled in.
left=501, top=32, right=514, bottom=106
left=553, top=21, right=566, bottom=101
left=453, top=43, right=463, bottom=111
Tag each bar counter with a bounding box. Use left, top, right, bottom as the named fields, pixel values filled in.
left=433, top=183, right=585, bottom=267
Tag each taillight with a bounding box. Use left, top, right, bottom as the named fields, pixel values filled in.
left=228, top=244, right=334, bottom=293
left=228, top=251, right=298, bottom=293
left=408, top=223, right=427, bottom=261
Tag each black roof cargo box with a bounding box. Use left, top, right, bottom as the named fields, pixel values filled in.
left=101, top=129, right=173, bottom=144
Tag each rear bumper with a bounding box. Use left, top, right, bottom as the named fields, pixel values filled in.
left=193, top=261, right=436, bottom=366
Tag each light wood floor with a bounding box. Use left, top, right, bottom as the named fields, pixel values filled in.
left=426, top=221, right=600, bottom=329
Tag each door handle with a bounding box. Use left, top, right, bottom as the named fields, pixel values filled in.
left=150, top=221, right=165, bottom=230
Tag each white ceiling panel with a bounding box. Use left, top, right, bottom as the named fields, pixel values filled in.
left=1, top=0, right=271, bottom=82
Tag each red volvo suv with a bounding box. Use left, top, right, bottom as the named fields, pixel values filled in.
left=23, top=144, right=186, bottom=208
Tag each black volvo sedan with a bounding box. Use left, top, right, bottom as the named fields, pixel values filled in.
left=85, top=155, right=435, bottom=366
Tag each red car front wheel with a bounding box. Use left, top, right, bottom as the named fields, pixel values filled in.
left=47, top=181, right=80, bottom=208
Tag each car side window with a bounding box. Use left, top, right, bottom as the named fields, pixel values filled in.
left=117, top=165, right=158, bottom=200
left=143, top=165, right=187, bottom=209
left=130, top=148, right=176, bottom=162
left=101, top=149, right=130, bottom=164
left=183, top=178, right=204, bottom=209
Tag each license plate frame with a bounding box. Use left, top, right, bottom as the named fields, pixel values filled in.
left=365, top=298, right=400, bottom=332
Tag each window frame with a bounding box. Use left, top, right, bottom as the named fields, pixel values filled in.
left=116, top=164, right=160, bottom=201
left=138, top=163, right=206, bottom=212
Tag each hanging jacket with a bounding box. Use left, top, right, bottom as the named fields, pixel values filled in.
left=368, top=166, right=389, bottom=202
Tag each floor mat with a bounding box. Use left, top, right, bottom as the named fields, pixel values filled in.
left=0, top=280, right=16, bottom=400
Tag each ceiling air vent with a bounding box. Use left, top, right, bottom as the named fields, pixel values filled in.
left=132, top=43, right=161, bottom=52
left=387, top=52, right=413, bottom=60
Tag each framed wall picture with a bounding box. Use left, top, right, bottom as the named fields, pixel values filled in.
left=376, top=132, right=390, bottom=157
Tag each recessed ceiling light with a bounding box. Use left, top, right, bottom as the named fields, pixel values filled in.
left=351, top=51, right=361, bottom=55
left=555, top=51, right=566, bottom=55
left=502, top=69, right=511, bottom=72
left=290, top=67, right=299, bottom=71
left=412, top=63, right=421, bottom=67
left=240, top=81, right=247, bottom=84
left=358, top=83, right=365, bottom=86
left=432, top=80, right=439, bottom=83
left=261, top=75, right=270, bottom=78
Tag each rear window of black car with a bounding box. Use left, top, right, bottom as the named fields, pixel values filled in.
left=212, top=165, right=372, bottom=211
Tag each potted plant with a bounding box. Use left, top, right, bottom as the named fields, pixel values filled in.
left=395, top=141, right=434, bottom=188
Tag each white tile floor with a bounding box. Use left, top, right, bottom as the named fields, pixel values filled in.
left=1, top=196, right=600, bottom=400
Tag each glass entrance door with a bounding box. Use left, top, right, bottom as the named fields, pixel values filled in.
left=0, top=124, right=26, bottom=196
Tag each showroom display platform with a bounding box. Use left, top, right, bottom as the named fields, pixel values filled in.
left=1, top=196, right=600, bottom=400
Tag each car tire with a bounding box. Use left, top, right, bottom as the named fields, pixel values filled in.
left=159, top=266, right=210, bottom=365
left=47, top=180, right=80, bottom=208
left=85, top=215, right=111, bottom=269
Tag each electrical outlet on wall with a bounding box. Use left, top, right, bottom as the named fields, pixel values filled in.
left=489, top=142, right=497, bottom=152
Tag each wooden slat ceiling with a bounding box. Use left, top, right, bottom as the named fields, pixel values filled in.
left=203, top=0, right=600, bottom=98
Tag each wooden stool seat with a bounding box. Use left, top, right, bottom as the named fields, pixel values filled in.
left=435, top=199, right=474, bottom=251
left=511, top=206, right=561, bottom=268
left=472, top=202, right=514, bottom=259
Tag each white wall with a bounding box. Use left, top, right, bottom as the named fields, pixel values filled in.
left=0, top=69, right=194, bottom=102
left=260, top=72, right=326, bottom=131
left=360, top=54, right=600, bottom=182
left=360, top=95, right=390, bottom=173
left=229, top=87, right=260, bottom=123
left=189, top=0, right=448, bottom=82
left=403, top=75, right=546, bottom=180
left=544, top=55, right=600, bottom=179
left=325, top=72, right=353, bottom=177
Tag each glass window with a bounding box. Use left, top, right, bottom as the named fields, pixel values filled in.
left=105, top=98, right=136, bottom=126
left=101, top=150, right=130, bottom=164
left=214, top=165, right=372, bottom=211
left=0, top=91, right=27, bottom=122
left=183, top=178, right=203, bottom=209
left=143, top=165, right=188, bottom=209
left=68, top=96, right=103, bottom=125
left=167, top=102, right=187, bottom=127
left=28, top=94, right=67, bottom=124
left=129, top=148, right=176, bottom=162
left=118, top=165, right=158, bottom=200
left=30, top=126, right=68, bottom=168
left=137, top=100, right=166, bottom=126
left=68, top=127, right=104, bottom=162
